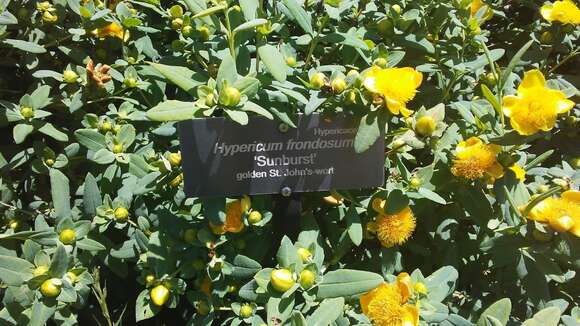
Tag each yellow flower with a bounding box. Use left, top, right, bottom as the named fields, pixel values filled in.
left=363, top=66, right=423, bottom=117
left=360, top=280, right=419, bottom=326
left=502, top=69, right=575, bottom=135
left=509, top=164, right=526, bottom=182
left=541, top=0, right=580, bottom=25
left=375, top=207, right=416, bottom=248
left=92, top=22, right=128, bottom=40
left=470, top=0, right=493, bottom=20
left=527, top=190, right=579, bottom=237
left=209, top=200, right=246, bottom=234
left=451, top=137, right=504, bottom=181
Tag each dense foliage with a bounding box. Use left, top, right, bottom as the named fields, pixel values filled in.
left=0, top=0, right=579, bottom=325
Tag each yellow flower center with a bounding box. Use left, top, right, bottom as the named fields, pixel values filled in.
left=375, top=207, right=416, bottom=248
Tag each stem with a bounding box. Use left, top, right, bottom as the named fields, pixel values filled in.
left=305, top=15, right=328, bottom=67
left=92, top=267, right=115, bottom=326
left=224, top=9, right=236, bottom=60
left=548, top=48, right=579, bottom=74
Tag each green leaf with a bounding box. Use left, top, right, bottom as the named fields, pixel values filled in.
left=37, top=122, right=69, bottom=142
left=239, top=0, right=259, bottom=20
left=500, top=40, right=534, bottom=90
left=232, top=255, right=262, bottom=278
left=477, top=298, right=511, bottom=326
left=83, top=173, right=102, bottom=216
left=182, top=0, right=216, bottom=26
left=49, top=245, right=69, bottom=277
left=13, top=123, right=34, bottom=144
left=28, top=301, right=57, bottom=326
left=345, top=206, right=362, bottom=246
left=276, top=236, right=301, bottom=269
left=224, top=109, right=249, bottom=125
left=191, top=3, right=226, bottom=19
left=354, top=113, right=382, bottom=154
left=50, top=169, right=71, bottom=219
left=425, top=266, right=458, bottom=302
left=522, top=307, right=561, bottom=326
left=233, top=18, right=268, bottom=33
left=385, top=190, right=409, bottom=214
left=316, top=269, right=384, bottom=299
left=257, top=45, right=287, bottom=82
left=203, top=198, right=226, bottom=225
left=0, top=255, right=34, bottom=286
left=418, top=187, right=447, bottom=204
left=281, top=0, right=313, bottom=35
left=4, top=39, right=46, bottom=53
left=241, top=101, right=274, bottom=119
left=135, top=289, right=161, bottom=322
left=480, top=84, right=501, bottom=116
left=216, top=54, right=237, bottom=92
left=266, top=296, right=295, bottom=325
left=75, top=129, right=106, bottom=151
left=305, top=297, right=345, bottom=326
left=77, top=238, right=107, bottom=251
left=148, top=62, right=206, bottom=95
left=146, top=100, right=198, bottom=122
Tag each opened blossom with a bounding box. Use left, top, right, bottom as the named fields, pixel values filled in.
left=540, top=0, right=580, bottom=25
left=526, top=190, right=580, bottom=237
left=470, top=0, right=493, bottom=20
left=451, top=137, right=503, bottom=182
left=502, top=69, right=575, bottom=135
left=92, top=22, right=127, bottom=40
left=375, top=206, right=416, bottom=248
left=209, top=197, right=250, bottom=234
left=363, top=66, right=423, bottom=117
left=360, top=273, right=419, bottom=326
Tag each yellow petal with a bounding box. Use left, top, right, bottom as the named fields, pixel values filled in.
left=502, top=95, right=521, bottom=117
left=400, top=106, right=414, bottom=118
left=487, top=161, right=504, bottom=179
left=540, top=5, right=554, bottom=21
left=509, top=164, right=526, bottom=182
left=396, top=273, right=413, bottom=303
left=518, top=69, right=546, bottom=93
left=562, top=190, right=580, bottom=203
left=556, top=98, right=575, bottom=114
left=386, top=98, right=402, bottom=115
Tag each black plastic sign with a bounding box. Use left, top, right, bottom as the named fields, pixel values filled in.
left=178, top=114, right=384, bottom=197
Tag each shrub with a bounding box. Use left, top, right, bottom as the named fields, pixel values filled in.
left=0, top=0, right=579, bottom=325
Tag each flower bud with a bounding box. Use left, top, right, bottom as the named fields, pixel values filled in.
left=414, top=282, right=428, bottom=295
left=205, top=93, right=216, bottom=107
left=171, top=18, right=183, bottom=30
left=248, top=211, right=262, bottom=224
left=45, top=158, right=55, bottom=167
left=309, top=72, right=326, bottom=90
left=391, top=4, right=401, bottom=13
left=198, top=26, right=210, bottom=40
left=40, top=278, right=62, bottom=297
left=299, top=269, right=315, bottom=289
left=168, top=152, right=181, bottom=166
left=331, top=78, right=347, bottom=94
left=409, top=177, right=421, bottom=188
left=297, top=248, right=312, bottom=262
left=345, top=89, right=357, bottom=104
left=33, top=265, right=49, bottom=277
left=169, top=173, right=183, bottom=187
left=270, top=269, right=295, bottom=292
left=100, top=120, right=112, bottom=133
left=112, top=143, right=123, bottom=154
left=286, top=56, right=297, bottom=67
left=114, top=207, right=129, bottom=221
left=219, top=86, right=241, bottom=107
left=63, top=70, right=79, bottom=83
left=20, top=106, right=34, bottom=119
left=553, top=178, right=570, bottom=190
left=183, top=228, right=197, bottom=243
left=196, top=300, right=210, bottom=315
left=37, top=1, right=52, bottom=11
left=169, top=4, right=183, bottom=18
left=145, top=274, right=155, bottom=286
left=8, top=220, right=18, bottom=230
left=373, top=58, right=388, bottom=68
left=549, top=215, right=574, bottom=233
left=540, top=31, right=553, bottom=44
left=150, top=284, right=170, bottom=306
left=239, top=304, right=254, bottom=318
left=124, top=77, right=138, bottom=88
left=66, top=271, right=78, bottom=284
left=42, top=11, right=58, bottom=23
left=182, top=25, right=193, bottom=36
left=371, top=198, right=386, bottom=214
left=415, top=116, right=437, bottom=136
left=346, top=69, right=359, bottom=78
left=59, top=229, right=76, bottom=245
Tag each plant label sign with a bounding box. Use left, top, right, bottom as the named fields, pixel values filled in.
left=178, top=114, right=384, bottom=197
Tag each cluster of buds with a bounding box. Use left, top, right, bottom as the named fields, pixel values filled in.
left=37, top=1, right=57, bottom=23
left=309, top=72, right=347, bottom=94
